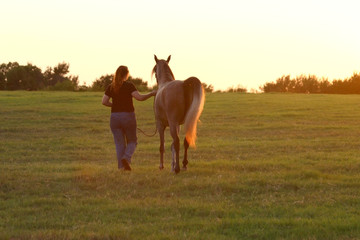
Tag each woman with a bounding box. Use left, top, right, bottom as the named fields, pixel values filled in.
left=102, top=65, right=156, bottom=171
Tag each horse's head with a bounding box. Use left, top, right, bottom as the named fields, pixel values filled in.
left=152, top=55, right=174, bottom=85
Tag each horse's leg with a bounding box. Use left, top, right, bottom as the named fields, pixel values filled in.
left=182, top=138, right=189, bottom=170
left=171, top=143, right=175, bottom=172
left=159, top=125, right=165, bottom=170
left=169, top=124, right=180, bottom=174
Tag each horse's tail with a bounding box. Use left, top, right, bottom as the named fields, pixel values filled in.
left=183, top=77, right=205, bottom=148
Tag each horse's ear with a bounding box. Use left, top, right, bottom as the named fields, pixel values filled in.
left=154, top=55, right=159, bottom=63
left=166, top=55, right=171, bottom=63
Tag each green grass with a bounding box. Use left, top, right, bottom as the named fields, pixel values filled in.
left=1, top=91, right=360, bottom=239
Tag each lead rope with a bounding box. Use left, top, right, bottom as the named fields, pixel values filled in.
left=137, top=96, right=157, bottom=137
left=137, top=127, right=157, bottom=137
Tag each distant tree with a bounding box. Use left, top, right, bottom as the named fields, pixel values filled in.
left=293, top=75, right=319, bottom=93
left=202, top=83, right=214, bottom=93
left=0, top=71, right=5, bottom=90
left=261, top=81, right=277, bottom=93
left=91, top=74, right=113, bottom=91
left=0, top=62, right=20, bottom=90
left=261, top=75, right=297, bottom=93
left=275, top=75, right=293, bottom=92
left=6, top=64, right=44, bottom=90
left=329, top=73, right=360, bottom=94
left=44, top=62, right=78, bottom=89
left=77, top=82, right=90, bottom=92
left=328, top=79, right=343, bottom=94
left=0, top=62, right=20, bottom=74
left=70, top=75, right=79, bottom=89
left=262, top=75, right=321, bottom=93
left=129, top=76, right=149, bottom=92
left=347, top=73, right=360, bottom=94
left=318, top=78, right=331, bottom=93
left=261, top=73, right=360, bottom=94
left=44, top=64, right=65, bottom=86
left=51, top=80, right=77, bottom=91
left=226, top=85, right=247, bottom=93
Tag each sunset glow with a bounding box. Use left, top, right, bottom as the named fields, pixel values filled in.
left=2, top=0, right=360, bottom=91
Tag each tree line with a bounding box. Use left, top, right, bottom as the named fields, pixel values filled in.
left=0, top=62, right=216, bottom=92
left=261, top=73, right=360, bottom=94
left=3, top=61, right=358, bottom=94
left=0, top=62, right=163, bottom=92
left=0, top=62, right=79, bottom=91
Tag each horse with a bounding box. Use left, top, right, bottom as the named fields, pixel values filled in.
left=152, top=55, right=205, bottom=173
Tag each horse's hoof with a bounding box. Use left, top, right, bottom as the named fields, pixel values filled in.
left=159, top=166, right=164, bottom=170
left=182, top=166, right=187, bottom=171
left=175, top=167, right=180, bottom=174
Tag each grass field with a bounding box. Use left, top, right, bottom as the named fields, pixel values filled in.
left=1, top=91, right=360, bottom=239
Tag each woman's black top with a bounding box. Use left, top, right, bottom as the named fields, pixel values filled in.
left=105, top=82, right=137, bottom=113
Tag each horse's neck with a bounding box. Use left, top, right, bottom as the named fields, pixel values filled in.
left=158, top=79, right=172, bottom=88
left=158, top=74, right=174, bottom=87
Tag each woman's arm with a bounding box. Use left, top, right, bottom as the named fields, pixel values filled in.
left=131, top=90, right=157, bottom=101
left=102, top=95, right=112, bottom=107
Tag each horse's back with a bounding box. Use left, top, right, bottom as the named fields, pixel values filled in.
left=155, top=80, right=186, bottom=126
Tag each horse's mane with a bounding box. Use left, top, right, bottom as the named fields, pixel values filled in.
left=151, top=60, right=175, bottom=83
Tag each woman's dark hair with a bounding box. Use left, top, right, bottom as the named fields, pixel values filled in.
left=111, top=65, right=129, bottom=92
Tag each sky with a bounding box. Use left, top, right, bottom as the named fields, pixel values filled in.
left=2, top=0, right=360, bottom=91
